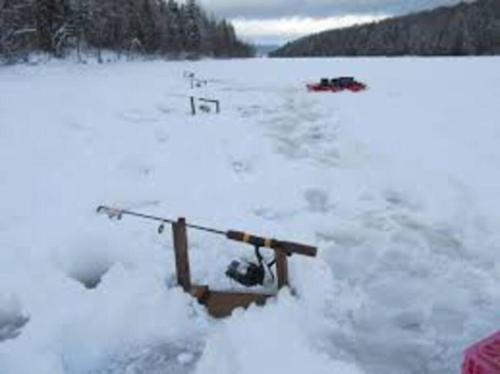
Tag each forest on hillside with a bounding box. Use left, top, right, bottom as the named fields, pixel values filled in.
left=271, top=0, right=500, bottom=57
left=0, top=0, right=254, bottom=64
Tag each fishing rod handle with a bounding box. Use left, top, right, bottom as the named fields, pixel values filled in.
left=276, top=241, right=317, bottom=258
left=226, top=231, right=317, bottom=257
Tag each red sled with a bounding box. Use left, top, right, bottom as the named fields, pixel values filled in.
left=463, top=331, right=500, bottom=374
left=307, top=77, right=367, bottom=93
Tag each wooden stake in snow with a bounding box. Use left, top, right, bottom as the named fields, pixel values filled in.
left=190, top=96, right=220, bottom=115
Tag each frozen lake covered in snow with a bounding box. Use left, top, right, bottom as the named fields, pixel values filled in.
left=0, top=57, right=499, bottom=373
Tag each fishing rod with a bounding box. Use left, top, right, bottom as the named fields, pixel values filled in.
left=96, top=205, right=317, bottom=258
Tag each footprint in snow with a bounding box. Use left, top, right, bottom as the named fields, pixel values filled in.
left=118, top=158, right=155, bottom=178
left=253, top=207, right=298, bottom=221
left=303, top=188, right=334, bottom=213
left=231, top=160, right=253, bottom=175
left=118, top=110, right=161, bottom=124
left=156, top=104, right=173, bottom=114
left=154, top=128, right=169, bottom=144
left=66, top=120, right=90, bottom=132
left=383, top=189, right=421, bottom=212
left=236, top=104, right=263, bottom=118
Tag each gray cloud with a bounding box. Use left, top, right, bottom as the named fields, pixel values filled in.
left=200, top=0, right=468, bottom=19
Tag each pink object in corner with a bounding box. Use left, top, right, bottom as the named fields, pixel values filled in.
left=463, top=331, right=500, bottom=374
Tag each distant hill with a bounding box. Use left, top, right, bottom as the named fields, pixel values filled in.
left=271, top=0, right=500, bottom=57
left=254, top=44, right=281, bottom=57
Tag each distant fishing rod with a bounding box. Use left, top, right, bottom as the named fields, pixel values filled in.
left=96, top=206, right=317, bottom=257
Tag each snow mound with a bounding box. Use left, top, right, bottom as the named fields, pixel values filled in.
left=54, top=232, right=116, bottom=289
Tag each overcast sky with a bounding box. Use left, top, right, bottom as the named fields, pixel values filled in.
left=197, top=0, right=470, bottom=44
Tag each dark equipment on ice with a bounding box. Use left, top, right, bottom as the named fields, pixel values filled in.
left=224, top=245, right=279, bottom=287
left=96, top=206, right=317, bottom=317
left=183, top=71, right=207, bottom=89
left=307, top=76, right=367, bottom=92
left=190, top=96, right=220, bottom=115
left=320, top=78, right=330, bottom=86
left=225, top=260, right=265, bottom=287
left=198, top=104, right=211, bottom=113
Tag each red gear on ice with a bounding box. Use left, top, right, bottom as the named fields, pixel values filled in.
left=307, top=77, right=367, bottom=93
left=463, top=331, right=500, bottom=374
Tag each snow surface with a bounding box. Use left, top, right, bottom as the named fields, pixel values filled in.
left=0, top=57, right=499, bottom=374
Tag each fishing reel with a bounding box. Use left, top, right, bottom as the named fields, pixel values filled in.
left=225, top=246, right=276, bottom=287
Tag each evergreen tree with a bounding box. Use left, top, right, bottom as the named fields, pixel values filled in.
left=182, top=0, right=201, bottom=53
left=164, top=0, right=182, bottom=54
left=139, top=0, right=155, bottom=52
left=0, top=0, right=36, bottom=62
left=35, top=0, right=66, bottom=53
left=0, top=0, right=255, bottom=62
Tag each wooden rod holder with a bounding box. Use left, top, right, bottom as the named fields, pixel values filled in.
left=190, top=96, right=196, bottom=115
left=172, top=218, right=191, bottom=292
left=169, top=217, right=294, bottom=317
left=275, top=251, right=289, bottom=289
